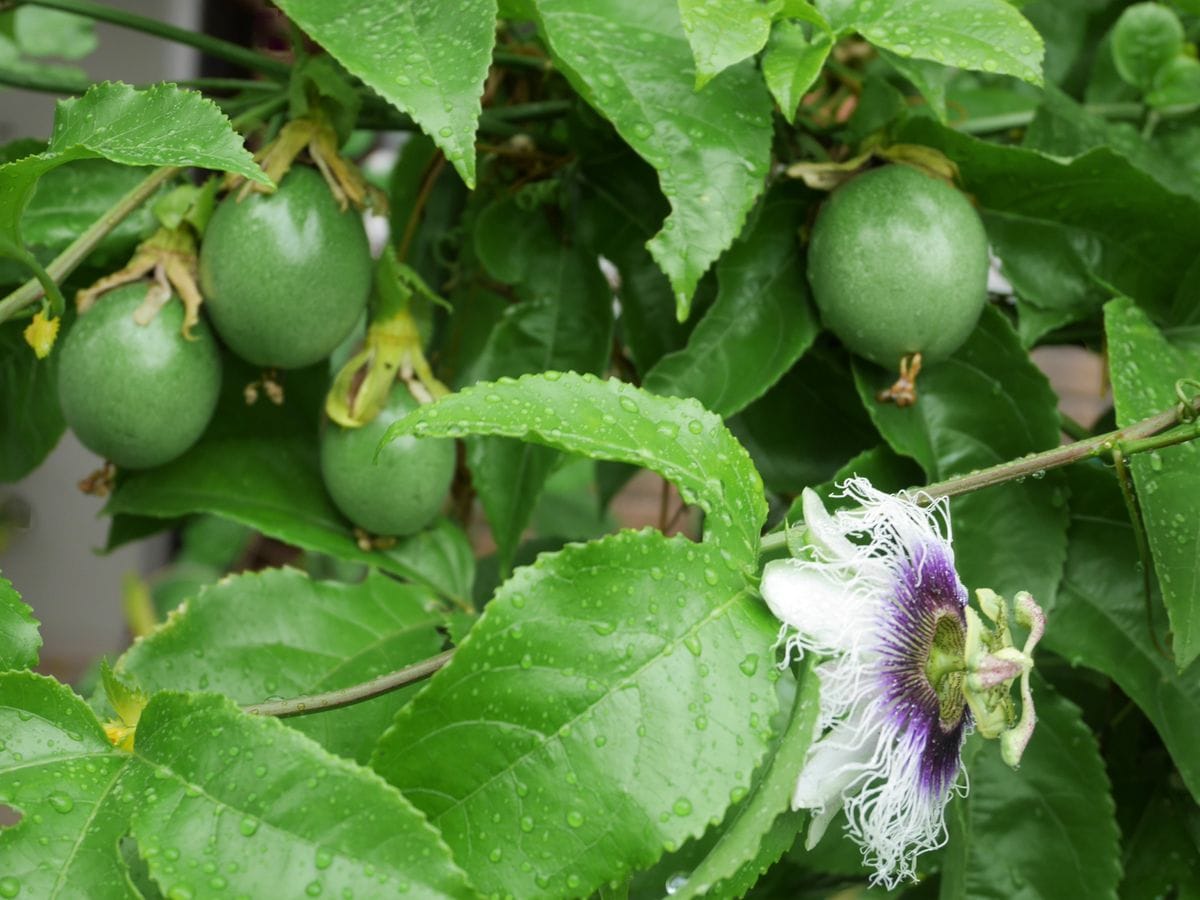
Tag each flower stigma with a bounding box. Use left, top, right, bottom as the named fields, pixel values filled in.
left=758, top=477, right=1044, bottom=886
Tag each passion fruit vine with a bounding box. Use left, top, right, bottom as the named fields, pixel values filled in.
left=57, top=282, right=221, bottom=469
left=806, top=164, right=989, bottom=399
left=198, top=166, right=371, bottom=369
left=320, top=382, right=455, bottom=538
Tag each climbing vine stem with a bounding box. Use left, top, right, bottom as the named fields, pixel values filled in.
left=760, top=390, right=1200, bottom=555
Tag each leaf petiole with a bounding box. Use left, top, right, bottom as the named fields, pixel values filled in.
left=242, top=649, right=455, bottom=717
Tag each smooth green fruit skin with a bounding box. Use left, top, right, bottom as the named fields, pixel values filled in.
left=199, top=166, right=371, bottom=369
left=806, top=164, right=989, bottom=368
left=57, top=283, right=221, bottom=469
left=320, top=384, right=455, bottom=537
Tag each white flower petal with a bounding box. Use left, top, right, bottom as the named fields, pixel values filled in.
left=760, top=559, right=863, bottom=654
left=801, top=487, right=859, bottom=562
left=792, top=702, right=880, bottom=812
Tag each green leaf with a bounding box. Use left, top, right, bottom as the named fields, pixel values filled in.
left=826, top=0, right=1043, bottom=85
left=1, top=672, right=476, bottom=898
left=21, top=160, right=160, bottom=266
left=0, top=82, right=267, bottom=292
left=104, top=359, right=474, bottom=606
left=730, top=347, right=879, bottom=497
left=1110, top=1, right=1183, bottom=91
left=382, top=372, right=768, bottom=568
left=466, top=196, right=615, bottom=568
left=670, top=660, right=819, bottom=899
left=678, top=0, right=779, bottom=88
left=46, top=83, right=263, bottom=179
left=940, top=684, right=1121, bottom=900
left=898, top=115, right=1200, bottom=324
left=0, top=34, right=89, bottom=97
left=983, top=210, right=1119, bottom=347
left=7, top=6, right=96, bottom=60
left=854, top=306, right=1068, bottom=604
left=1119, top=781, right=1200, bottom=900
left=106, top=441, right=475, bottom=604
left=535, top=0, right=772, bottom=317
left=1047, top=465, right=1200, bottom=801
left=372, top=529, right=781, bottom=898
left=0, top=321, right=64, bottom=482
left=761, top=20, right=832, bottom=118
left=105, top=437, right=473, bottom=602
left=274, top=0, right=496, bottom=188
left=574, top=151, right=690, bottom=373
left=1147, top=55, right=1200, bottom=110
left=114, top=568, right=445, bottom=764
left=1024, top=86, right=1199, bottom=201
left=642, top=184, right=820, bottom=418
left=879, top=48, right=952, bottom=121
left=0, top=672, right=137, bottom=898
left=0, top=571, right=39, bottom=671
left=1105, top=298, right=1200, bottom=668
left=128, top=691, right=475, bottom=898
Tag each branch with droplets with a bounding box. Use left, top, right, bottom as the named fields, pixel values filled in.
left=243, top=650, right=455, bottom=717
left=760, top=389, right=1200, bottom=555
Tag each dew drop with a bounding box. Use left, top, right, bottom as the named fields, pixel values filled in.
left=47, top=792, right=74, bottom=814
left=566, top=810, right=585, bottom=828
left=239, top=816, right=259, bottom=837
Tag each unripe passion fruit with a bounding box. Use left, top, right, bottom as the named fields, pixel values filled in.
left=199, top=166, right=371, bottom=369
left=57, top=283, right=221, bottom=468
left=320, top=383, right=455, bottom=537
left=806, top=164, right=989, bottom=368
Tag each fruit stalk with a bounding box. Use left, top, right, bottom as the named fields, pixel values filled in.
left=759, top=391, right=1200, bottom=555
left=243, top=649, right=455, bottom=717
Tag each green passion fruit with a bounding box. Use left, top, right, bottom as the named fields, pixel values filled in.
left=199, top=166, right=371, bottom=369
left=320, top=383, right=455, bottom=537
left=806, top=164, right=989, bottom=369
left=57, top=283, right=221, bottom=469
